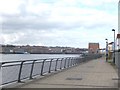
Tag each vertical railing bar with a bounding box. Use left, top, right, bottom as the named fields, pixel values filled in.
left=76, top=58, right=78, bottom=65
left=71, top=57, right=73, bottom=66
left=48, top=59, right=53, bottom=73
left=69, top=57, right=72, bottom=67
left=76, top=58, right=78, bottom=64
left=78, top=58, right=80, bottom=64
left=79, top=58, right=81, bottom=63
left=67, top=57, right=70, bottom=68
left=74, top=58, right=75, bottom=65
left=29, top=60, right=36, bottom=79
left=73, top=58, right=75, bottom=65
left=75, top=58, right=77, bottom=65
left=69, top=58, right=71, bottom=67
left=55, top=58, right=59, bottom=71
left=77, top=58, right=79, bottom=64
left=71, top=58, right=72, bottom=66
left=60, top=58, right=63, bottom=69
left=72, top=58, right=74, bottom=66
left=18, top=61, right=24, bottom=82
left=41, top=59, right=46, bottom=76
left=69, top=57, right=71, bottom=67
left=64, top=58, right=67, bottom=68
left=0, top=63, right=2, bottom=70
left=67, top=58, right=69, bottom=68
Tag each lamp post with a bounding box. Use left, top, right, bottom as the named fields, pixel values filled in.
left=112, top=29, right=115, bottom=64
left=105, top=38, right=108, bottom=62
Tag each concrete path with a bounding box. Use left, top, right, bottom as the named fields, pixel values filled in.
left=17, top=57, right=118, bottom=88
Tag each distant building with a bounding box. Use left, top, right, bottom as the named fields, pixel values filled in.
left=13, top=47, right=25, bottom=54
left=88, top=43, right=99, bottom=54
left=2, top=45, right=15, bottom=54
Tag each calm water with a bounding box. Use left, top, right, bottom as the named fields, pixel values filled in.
left=0, top=54, right=81, bottom=62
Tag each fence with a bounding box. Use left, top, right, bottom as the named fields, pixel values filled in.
left=0, top=54, right=102, bottom=86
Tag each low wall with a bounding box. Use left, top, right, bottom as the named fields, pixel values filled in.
left=115, top=51, right=120, bottom=68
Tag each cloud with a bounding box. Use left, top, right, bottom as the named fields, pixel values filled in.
left=1, top=32, right=25, bottom=44
left=2, top=7, right=117, bottom=31
left=0, top=0, right=118, bottom=48
left=0, top=0, right=24, bottom=14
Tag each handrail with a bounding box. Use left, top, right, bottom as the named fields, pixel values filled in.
left=1, top=57, right=77, bottom=65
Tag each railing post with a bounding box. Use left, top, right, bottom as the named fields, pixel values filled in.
left=30, top=60, right=36, bottom=79
left=18, top=61, right=24, bottom=82
left=48, top=59, right=53, bottom=73
left=77, top=58, right=79, bottom=64
left=79, top=58, right=81, bottom=63
left=60, top=58, right=63, bottom=69
left=69, top=57, right=71, bottom=67
left=55, top=58, right=59, bottom=71
left=67, top=57, right=70, bottom=67
left=0, top=63, right=2, bottom=70
left=78, top=58, right=80, bottom=63
left=41, top=59, right=46, bottom=76
left=64, top=58, right=67, bottom=68
left=70, top=57, right=73, bottom=66
left=78, top=58, right=80, bottom=64
left=73, top=58, right=75, bottom=65
left=75, top=58, right=77, bottom=65
left=78, top=58, right=79, bottom=64
left=72, top=58, right=74, bottom=66
left=69, top=58, right=71, bottom=67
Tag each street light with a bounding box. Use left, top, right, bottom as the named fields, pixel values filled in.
left=105, top=38, right=108, bottom=62
left=112, top=29, right=115, bottom=64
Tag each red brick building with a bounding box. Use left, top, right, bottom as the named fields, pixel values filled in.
left=88, top=43, right=99, bottom=53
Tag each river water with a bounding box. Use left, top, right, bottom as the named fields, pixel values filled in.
left=0, top=54, right=81, bottom=62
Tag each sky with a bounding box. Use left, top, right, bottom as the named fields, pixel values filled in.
left=0, top=0, right=119, bottom=48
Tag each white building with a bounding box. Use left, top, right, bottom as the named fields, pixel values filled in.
left=115, top=0, right=120, bottom=68
left=118, top=1, right=120, bottom=49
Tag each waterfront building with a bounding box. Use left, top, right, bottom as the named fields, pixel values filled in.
left=1, top=45, right=15, bottom=54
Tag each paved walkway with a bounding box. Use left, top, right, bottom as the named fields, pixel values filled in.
left=17, top=57, right=118, bottom=88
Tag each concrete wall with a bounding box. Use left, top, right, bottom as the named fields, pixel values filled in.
left=115, top=51, right=120, bottom=68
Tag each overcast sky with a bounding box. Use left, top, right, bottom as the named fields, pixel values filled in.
left=0, top=0, right=119, bottom=48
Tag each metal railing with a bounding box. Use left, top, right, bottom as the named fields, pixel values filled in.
left=0, top=54, right=102, bottom=86
left=0, top=57, right=82, bottom=85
